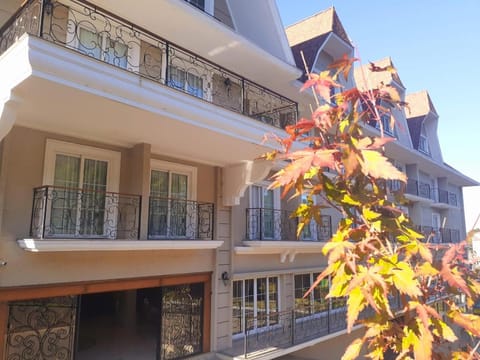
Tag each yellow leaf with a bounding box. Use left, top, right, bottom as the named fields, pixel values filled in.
left=359, top=150, right=407, bottom=182
left=392, top=262, right=422, bottom=297
left=347, top=287, right=366, bottom=331
left=341, top=338, right=364, bottom=360
left=417, top=262, right=438, bottom=277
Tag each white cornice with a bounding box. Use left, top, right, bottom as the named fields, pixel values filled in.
left=17, top=239, right=224, bottom=252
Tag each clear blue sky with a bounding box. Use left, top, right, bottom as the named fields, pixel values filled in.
left=276, top=0, right=480, bottom=229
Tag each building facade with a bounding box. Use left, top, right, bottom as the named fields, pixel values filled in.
left=0, top=2, right=475, bottom=360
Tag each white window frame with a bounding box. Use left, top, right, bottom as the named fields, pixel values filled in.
left=232, top=276, right=280, bottom=338
left=167, top=60, right=212, bottom=101
left=42, top=139, right=121, bottom=238
left=249, top=184, right=281, bottom=240
left=185, top=0, right=215, bottom=15
left=149, top=159, right=197, bottom=239
left=43, top=140, right=121, bottom=191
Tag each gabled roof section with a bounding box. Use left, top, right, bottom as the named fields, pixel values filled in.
left=354, top=57, right=405, bottom=90
left=406, top=90, right=438, bottom=118
left=285, top=7, right=352, bottom=80
left=285, top=7, right=351, bottom=47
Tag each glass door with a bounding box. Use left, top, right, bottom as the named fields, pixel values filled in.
left=150, top=170, right=189, bottom=238
left=50, top=154, right=108, bottom=237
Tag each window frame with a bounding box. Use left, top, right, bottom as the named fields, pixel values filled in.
left=248, top=184, right=281, bottom=240
left=148, top=160, right=197, bottom=239
left=232, top=276, right=280, bottom=337
left=42, top=139, right=121, bottom=238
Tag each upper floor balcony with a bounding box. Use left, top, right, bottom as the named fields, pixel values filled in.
left=245, top=208, right=332, bottom=242
left=235, top=209, right=333, bottom=262
left=0, top=0, right=296, bottom=128
left=0, top=0, right=298, bottom=167
left=432, top=188, right=458, bottom=208
left=19, top=185, right=220, bottom=251
left=417, top=225, right=461, bottom=244
left=405, top=179, right=433, bottom=203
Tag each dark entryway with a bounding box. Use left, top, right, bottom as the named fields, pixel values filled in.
left=5, top=283, right=204, bottom=360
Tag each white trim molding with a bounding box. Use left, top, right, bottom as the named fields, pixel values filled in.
left=17, top=239, right=224, bottom=252
left=234, top=241, right=326, bottom=263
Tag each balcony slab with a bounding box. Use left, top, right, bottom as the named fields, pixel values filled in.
left=17, top=239, right=224, bottom=252
left=235, top=241, right=326, bottom=263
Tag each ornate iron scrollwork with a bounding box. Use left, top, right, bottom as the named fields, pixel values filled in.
left=5, top=296, right=78, bottom=360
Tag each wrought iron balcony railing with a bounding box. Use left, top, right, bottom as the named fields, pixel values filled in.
left=30, top=187, right=215, bottom=241
left=241, top=307, right=347, bottom=358
left=416, top=225, right=461, bottom=244
left=439, top=228, right=461, bottom=244
left=406, top=179, right=431, bottom=200
left=245, top=208, right=332, bottom=241
left=148, top=197, right=214, bottom=240
left=436, top=188, right=458, bottom=206
left=30, top=186, right=141, bottom=239
left=0, top=0, right=297, bottom=129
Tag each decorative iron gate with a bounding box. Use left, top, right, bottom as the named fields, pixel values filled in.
left=160, top=284, right=203, bottom=360
left=5, top=296, right=78, bottom=360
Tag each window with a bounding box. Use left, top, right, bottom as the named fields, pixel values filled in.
left=149, top=160, right=197, bottom=239
left=248, top=185, right=281, bottom=240
left=184, top=0, right=206, bottom=10
left=232, top=277, right=279, bottom=335
left=43, top=140, right=121, bottom=238
left=294, top=273, right=329, bottom=318
left=77, top=27, right=128, bottom=69
left=168, top=66, right=205, bottom=99
left=418, top=123, right=430, bottom=155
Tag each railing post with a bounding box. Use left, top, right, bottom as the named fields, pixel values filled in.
left=244, top=328, right=248, bottom=358
left=38, top=0, right=47, bottom=37
left=42, top=186, right=48, bottom=239
left=165, top=42, right=170, bottom=86
left=241, top=79, right=246, bottom=115
left=291, top=309, right=295, bottom=345
left=137, top=195, right=142, bottom=240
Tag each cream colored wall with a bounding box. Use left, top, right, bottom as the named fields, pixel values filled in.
left=0, top=126, right=218, bottom=287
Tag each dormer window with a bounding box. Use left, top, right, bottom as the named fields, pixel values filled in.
left=183, top=0, right=214, bottom=15
left=418, top=123, right=430, bottom=155
left=185, top=0, right=205, bottom=10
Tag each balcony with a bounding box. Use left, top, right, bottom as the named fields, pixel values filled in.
left=0, top=0, right=297, bottom=130
left=405, top=179, right=432, bottom=202
left=417, top=225, right=461, bottom=244
left=236, top=210, right=332, bottom=262
left=226, top=307, right=348, bottom=359
left=19, top=186, right=220, bottom=252
left=435, top=188, right=458, bottom=207
left=245, top=209, right=332, bottom=242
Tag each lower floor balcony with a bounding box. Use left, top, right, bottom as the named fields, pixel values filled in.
left=20, top=186, right=220, bottom=252
left=226, top=306, right=349, bottom=359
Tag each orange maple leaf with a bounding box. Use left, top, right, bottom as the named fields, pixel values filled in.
left=328, top=54, right=359, bottom=81
left=300, top=71, right=342, bottom=103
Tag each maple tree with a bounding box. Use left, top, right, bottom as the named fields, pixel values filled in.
left=263, top=56, right=480, bottom=359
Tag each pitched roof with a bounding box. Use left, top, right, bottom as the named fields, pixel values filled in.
left=405, top=90, right=438, bottom=118
left=285, top=7, right=351, bottom=47
left=285, top=7, right=352, bottom=80
left=354, top=57, right=405, bottom=91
